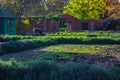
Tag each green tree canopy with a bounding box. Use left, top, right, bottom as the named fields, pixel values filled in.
left=63, top=0, right=107, bottom=19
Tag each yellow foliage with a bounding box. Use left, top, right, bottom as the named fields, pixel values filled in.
left=63, top=0, right=107, bottom=19
left=22, top=19, right=29, bottom=24
left=17, top=19, right=30, bottom=29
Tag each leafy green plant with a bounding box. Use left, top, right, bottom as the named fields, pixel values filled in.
left=60, top=28, right=66, bottom=32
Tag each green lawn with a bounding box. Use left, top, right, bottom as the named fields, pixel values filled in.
left=42, top=44, right=113, bottom=54
left=31, top=44, right=116, bottom=62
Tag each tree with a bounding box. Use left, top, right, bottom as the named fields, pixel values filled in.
left=63, top=0, right=107, bottom=19
left=17, top=18, right=30, bottom=34
left=103, top=0, right=120, bottom=19
left=0, top=0, right=68, bottom=17
left=46, top=0, right=67, bottom=13
left=0, top=0, right=23, bottom=16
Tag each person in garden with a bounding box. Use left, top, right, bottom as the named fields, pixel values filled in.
left=33, top=27, right=42, bottom=35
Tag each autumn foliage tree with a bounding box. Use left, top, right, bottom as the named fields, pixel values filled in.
left=0, top=0, right=68, bottom=17
left=0, top=0, right=24, bottom=16
left=103, top=0, right=120, bottom=19
left=63, top=0, right=107, bottom=19
left=46, top=0, right=66, bottom=12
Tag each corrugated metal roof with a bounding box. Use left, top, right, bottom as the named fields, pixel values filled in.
left=0, top=8, right=16, bottom=18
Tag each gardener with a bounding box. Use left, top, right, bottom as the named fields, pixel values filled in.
left=33, top=27, right=42, bottom=36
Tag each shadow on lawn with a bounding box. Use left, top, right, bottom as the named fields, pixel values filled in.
left=40, top=50, right=120, bottom=68
left=0, top=45, right=120, bottom=69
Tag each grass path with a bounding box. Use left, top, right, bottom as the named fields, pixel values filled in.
left=0, top=48, right=45, bottom=61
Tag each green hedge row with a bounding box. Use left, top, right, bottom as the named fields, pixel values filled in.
left=49, top=32, right=120, bottom=38
left=0, top=60, right=120, bottom=80
left=49, top=32, right=89, bottom=36
left=49, top=32, right=90, bottom=36
left=0, top=35, right=35, bottom=42
left=0, top=37, right=120, bottom=54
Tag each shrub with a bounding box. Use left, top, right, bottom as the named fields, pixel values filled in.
left=50, top=32, right=88, bottom=36
left=0, top=40, right=44, bottom=54
left=115, top=26, right=120, bottom=31
left=102, top=18, right=117, bottom=31
left=0, top=35, right=34, bottom=42
left=0, top=37, right=120, bottom=54
left=60, top=28, right=66, bottom=32
left=0, top=60, right=116, bottom=80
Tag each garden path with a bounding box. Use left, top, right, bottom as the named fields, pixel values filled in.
left=0, top=48, right=45, bottom=61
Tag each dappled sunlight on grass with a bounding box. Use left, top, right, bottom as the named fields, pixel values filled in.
left=42, top=44, right=114, bottom=54
left=38, top=52, right=71, bottom=61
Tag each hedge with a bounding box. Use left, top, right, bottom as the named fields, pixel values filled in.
left=0, top=60, right=119, bottom=80
left=0, top=37, right=120, bottom=54
left=0, top=35, right=35, bottom=42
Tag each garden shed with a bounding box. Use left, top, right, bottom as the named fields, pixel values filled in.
left=0, top=8, right=16, bottom=35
